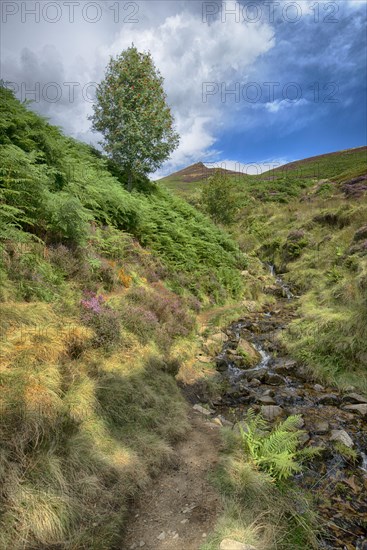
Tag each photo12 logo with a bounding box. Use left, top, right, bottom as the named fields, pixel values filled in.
left=1, top=1, right=139, bottom=24
left=202, top=1, right=340, bottom=24
left=3, top=80, right=98, bottom=103
left=202, top=81, right=339, bottom=104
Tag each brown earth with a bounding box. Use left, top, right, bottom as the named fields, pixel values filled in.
left=122, top=409, right=222, bottom=550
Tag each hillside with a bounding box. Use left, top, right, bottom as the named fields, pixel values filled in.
left=162, top=146, right=367, bottom=390
left=0, top=89, right=247, bottom=549
left=1, top=88, right=366, bottom=550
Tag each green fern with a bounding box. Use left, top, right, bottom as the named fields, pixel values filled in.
left=238, top=409, right=322, bottom=481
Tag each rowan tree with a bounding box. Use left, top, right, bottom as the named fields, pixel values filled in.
left=90, top=46, right=179, bottom=190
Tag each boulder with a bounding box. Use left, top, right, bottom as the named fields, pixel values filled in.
left=343, top=404, right=367, bottom=417
left=330, top=430, right=354, bottom=448
left=261, top=405, right=283, bottom=421
left=220, top=539, right=257, bottom=550
left=313, top=384, right=325, bottom=392
left=236, top=338, right=261, bottom=368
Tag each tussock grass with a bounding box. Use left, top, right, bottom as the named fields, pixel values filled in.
left=0, top=303, right=191, bottom=548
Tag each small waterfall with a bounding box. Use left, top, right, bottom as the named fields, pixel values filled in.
left=252, top=342, right=272, bottom=370
left=268, top=264, right=294, bottom=300
left=360, top=452, right=367, bottom=475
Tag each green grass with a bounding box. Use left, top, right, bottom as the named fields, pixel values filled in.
left=162, top=145, right=367, bottom=392
left=201, top=427, right=320, bottom=550
left=0, top=88, right=249, bottom=548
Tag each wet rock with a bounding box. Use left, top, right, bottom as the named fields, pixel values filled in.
left=235, top=338, right=261, bottom=367
left=216, top=356, right=230, bottom=371
left=261, top=405, right=283, bottom=421
left=342, top=393, right=367, bottom=404
left=317, top=394, right=340, bottom=406
left=247, top=378, right=261, bottom=387
left=314, top=421, right=329, bottom=434
left=220, top=539, right=257, bottom=550
left=330, top=429, right=354, bottom=448
left=343, top=404, right=367, bottom=417
left=242, top=368, right=267, bottom=382
left=264, top=372, right=284, bottom=386
left=273, top=359, right=297, bottom=375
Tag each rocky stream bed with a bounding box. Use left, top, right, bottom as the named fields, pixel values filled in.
left=200, top=267, right=367, bottom=550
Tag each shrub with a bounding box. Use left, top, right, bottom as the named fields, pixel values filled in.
left=239, top=409, right=322, bottom=482
left=119, top=302, right=159, bottom=344
left=80, top=291, right=121, bottom=349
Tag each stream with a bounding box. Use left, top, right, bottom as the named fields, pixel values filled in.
left=212, top=265, right=367, bottom=549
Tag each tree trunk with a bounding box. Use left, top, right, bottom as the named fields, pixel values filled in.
left=127, top=169, right=133, bottom=192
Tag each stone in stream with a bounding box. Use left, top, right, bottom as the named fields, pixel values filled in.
left=247, top=378, right=261, bottom=387
left=343, top=403, right=367, bottom=417
left=242, top=368, right=267, bottom=382
left=342, top=393, right=367, bottom=404
left=317, top=394, right=341, bottom=406
left=330, top=430, right=354, bottom=448
left=260, top=405, right=283, bottom=421
left=264, top=372, right=284, bottom=386
left=273, top=359, right=297, bottom=376
left=313, top=421, right=330, bottom=434
left=220, top=539, right=257, bottom=550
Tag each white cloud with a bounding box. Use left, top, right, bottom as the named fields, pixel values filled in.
left=265, top=98, right=308, bottom=113
left=101, top=2, right=275, bottom=171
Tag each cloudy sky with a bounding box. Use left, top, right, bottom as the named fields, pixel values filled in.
left=1, top=0, right=366, bottom=176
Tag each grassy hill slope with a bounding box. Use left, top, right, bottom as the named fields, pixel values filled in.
left=0, top=89, right=247, bottom=549
left=162, top=146, right=367, bottom=390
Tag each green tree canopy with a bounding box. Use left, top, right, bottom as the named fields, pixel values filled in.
left=201, top=170, right=239, bottom=225
left=90, top=46, right=179, bottom=190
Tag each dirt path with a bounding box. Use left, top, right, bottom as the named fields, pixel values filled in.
left=123, top=410, right=222, bottom=550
